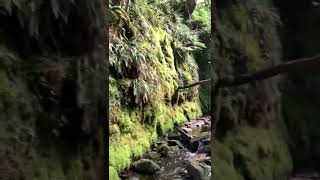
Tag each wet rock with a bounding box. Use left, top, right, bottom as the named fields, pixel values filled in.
left=199, top=145, right=211, bottom=155
left=184, top=160, right=211, bottom=180
left=203, top=138, right=211, bottom=146
left=156, top=140, right=168, bottom=146
left=189, top=132, right=211, bottom=151
left=158, top=144, right=171, bottom=157
left=181, top=127, right=192, bottom=133
left=184, top=153, right=210, bottom=161
left=202, top=124, right=210, bottom=132
left=168, top=131, right=181, bottom=140
left=168, top=140, right=185, bottom=149
left=128, top=177, right=139, bottom=180
left=145, top=151, right=160, bottom=159
left=133, top=159, right=161, bottom=175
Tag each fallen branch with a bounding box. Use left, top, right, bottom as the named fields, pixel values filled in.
left=178, top=79, right=210, bottom=89
left=177, top=54, right=320, bottom=89
left=219, top=54, right=320, bottom=87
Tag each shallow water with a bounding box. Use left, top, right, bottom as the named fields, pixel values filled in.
left=121, top=118, right=211, bottom=180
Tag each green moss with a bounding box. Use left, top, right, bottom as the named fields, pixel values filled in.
left=109, top=166, right=121, bottom=180
left=214, top=126, right=293, bottom=180
left=0, top=71, right=17, bottom=108
left=214, top=157, right=244, bottom=180
left=229, top=5, right=249, bottom=32
left=109, top=124, right=157, bottom=172
left=181, top=101, right=202, bottom=120
left=109, top=0, right=203, bottom=173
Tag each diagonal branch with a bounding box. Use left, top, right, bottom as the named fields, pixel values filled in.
left=177, top=54, right=320, bottom=89
left=219, top=55, right=320, bottom=87
left=178, top=79, right=211, bottom=89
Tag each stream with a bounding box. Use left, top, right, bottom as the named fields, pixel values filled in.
left=120, top=117, right=212, bottom=180
left=119, top=116, right=320, bottom=180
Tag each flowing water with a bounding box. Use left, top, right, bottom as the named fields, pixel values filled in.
left=120, top=117, right=211, bottom=180
left=120, top=117, right=319, bottom=180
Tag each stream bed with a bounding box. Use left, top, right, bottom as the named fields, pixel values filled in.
left=120, top=117, right=212, bottom=180
left=119, top=116, right=320, bottom=180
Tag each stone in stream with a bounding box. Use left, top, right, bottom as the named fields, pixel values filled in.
left=132, top=159, right=161, bottom=175
left=158, top=144, right=171, bottom=157
left=145, top=151, right=160, bottom=159
left=198, top=145, right=211, bottom=155
left=168, top=131, right=181, bottom=140
left=157, top=143, right=180, bottom=157
left=189, top=132, right=211, bottom=151
left=183, top=160, right=211, bottom=180
left=168, top=139, right=185, bottom=149
left=198, top=138, right=211, bottom=154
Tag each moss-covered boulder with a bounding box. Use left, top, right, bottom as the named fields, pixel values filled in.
left=133, top=159, right=161, bottom=175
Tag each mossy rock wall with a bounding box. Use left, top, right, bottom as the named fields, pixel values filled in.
left=277, top=0, right=320, bottom=169
left=109, top=0, right=203, bottom=173
left=0, top=1, right=106, bottom=179
left=193, top=0, right=294, bottom=179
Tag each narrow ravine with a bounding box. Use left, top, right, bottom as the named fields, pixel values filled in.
left=120, top=117, right=212, bottom=180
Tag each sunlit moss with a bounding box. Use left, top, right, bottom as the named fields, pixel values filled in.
left=109, top=166, right=120, bottom=180
left=109, top=0, right=203, bottom=173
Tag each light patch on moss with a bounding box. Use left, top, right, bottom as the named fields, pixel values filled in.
left=109, top=166, right=120, bottom=180
left=109, top=126, right=156, bottom=172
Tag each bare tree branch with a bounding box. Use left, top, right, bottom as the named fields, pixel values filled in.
left=177, top=54, right=320, bottom=89
left=178, top=79, right=211, bottom=89
left=219, top=55, right=320, bottom=87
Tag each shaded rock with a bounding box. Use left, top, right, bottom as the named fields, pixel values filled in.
left=202, top=124, right=210, bottom=132
left=202, top=138, right=211, bottom=146
left=168, top=139, right=185, bottom=149
left=184, top=160, right=211, bottom=180
left=168, top=131, right=181, bottom=140
left=156, top=140, right=168, bottom=146
left=133, top=159, right=161, bottom=175
left=189, top=132, right=211, bottom=151
left=181, top=127, right=192, bottom=133
left=199, top=145, right=211, bottom=155
left=145, top=151, right=160, bottom=159
left=128, top=177, right=139, bottom=180
left=158, top=144, right=171, bottom=157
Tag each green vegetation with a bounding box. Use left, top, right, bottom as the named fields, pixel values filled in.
left=109, top=166, right=121, bottom=180
left=192, top=2, right=211, bottom=28
left=214, top=126, right=292, bottom=180
left=109, top=0, right=204, bottom=172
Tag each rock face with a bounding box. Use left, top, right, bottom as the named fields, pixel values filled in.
left=133, top=159, right=161, bottom=175
left=184, top=160, right=211, bottom=180
left=194, top=0, right=295, bottom=179
left=0, top=1, right=106, bottom=180
left=278, top=0, right=320, bottom=169
left=108, top=0, right=203, bottom=173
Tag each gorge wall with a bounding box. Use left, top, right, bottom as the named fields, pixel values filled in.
left=108, top=0, right=204, bottom=176
left=276, top=0, right=320, bottom=171
left=107, top=0, right=320, bottom=179
left=0, top=1, right=106, bottom=180
left=208, top=0, right=320, bottom=179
